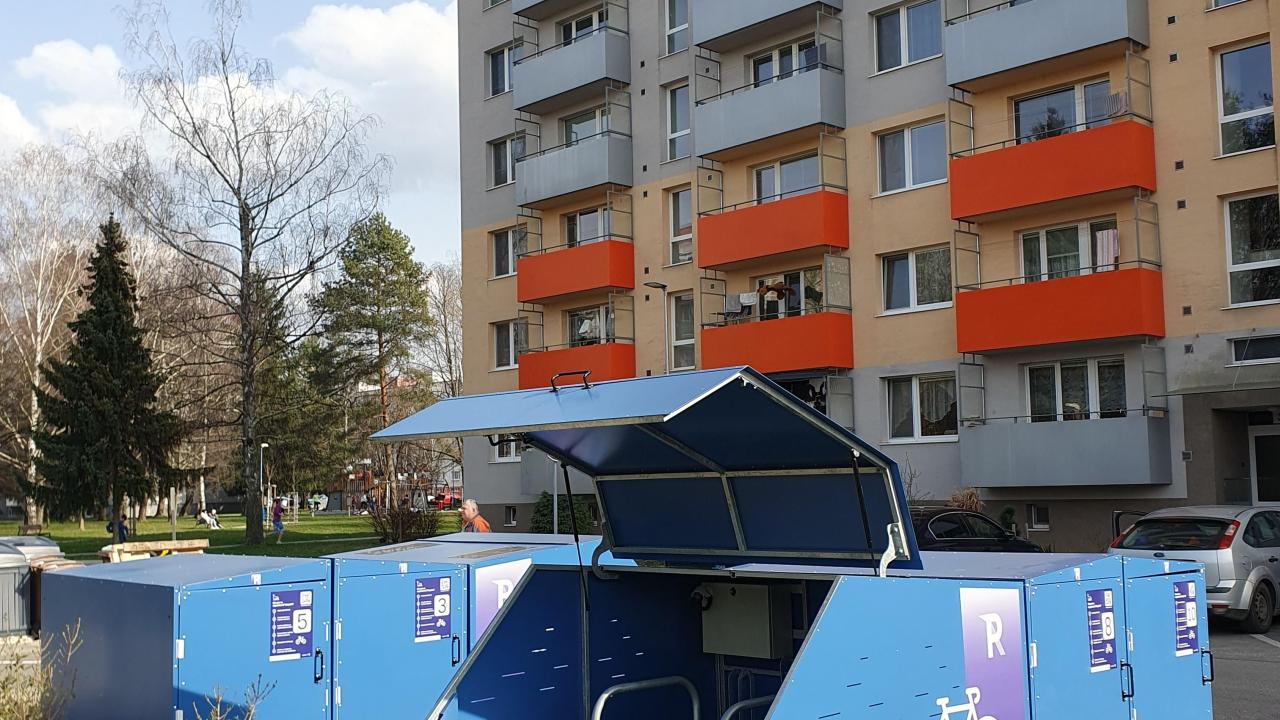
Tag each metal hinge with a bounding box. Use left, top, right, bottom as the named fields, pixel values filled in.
left=175, top=711, right=183, bottom=720
left=336, top=621, right=342, bottom=641
left=175, top=639, right=185, bottom=660
left=1127, top=629, right=1134, bottom=652
left=1029, top=641, right=1038, bottom=669
left=336, top=686, right=342, bottom=706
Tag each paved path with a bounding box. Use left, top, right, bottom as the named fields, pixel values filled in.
left=1211, top=620, right=1280, bottom=719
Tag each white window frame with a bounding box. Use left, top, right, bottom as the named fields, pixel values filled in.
left=1224, top=190, right=1280, bottom=307
left=873, top=0, right=943, bottom=74
left=753, top=153, right=819, bottom=203
left=492, top=436, right=521, bottom=463
left=671, top=292, right=695, bottom=371
left=491, top=226, right=520, bottom=279
left=751, top=38, right=818, bottom=86
left=1014, top=79, right=1111, bottom=143
left=665, top=0, right=689, bottom=55
left=1019, top=216, right=1117, bottom=282
left=559, top=6, right=607, bottom=46
left=563, top=106, right=609, bottom=146
left=1023, top=357, right=1127, bottom=422
left=486, top=44, right=516, bottom=98
left=751, top=266, right=824, bottom=319
left=1231, top=334, right=1280, bottom=366
left=669, top=186, right=693, bottom=265
left=1026, top=504, right=1051, bottom=531
left=493, top=320, right=524, bottom=370
left=877, top=120, right=946, bottom=194
left=885, top=372, right=959, bottom=443
left=565, top=205, right=610, bottom=247
left=489, top=135, right=521, bottom=188
left=666, top=83, right=691, bottom=161
left=567, top=304, right=614, bottom=347
left=1216, top=41, right=1275, bottom=156
left=504, top=506, right=518, bottom=526
left=881, top=245, right=953, bottom=315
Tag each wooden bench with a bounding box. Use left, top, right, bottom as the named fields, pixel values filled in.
left=18, top=524, right=42, bottom=536
left=99, top=538, right=210, bottom=563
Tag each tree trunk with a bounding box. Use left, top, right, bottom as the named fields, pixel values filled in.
left=25, top=362, right=42, bottom=526
left=199, top=442, right=208, bottom=511
left=377, top=328, right=396, bottom=509
left=241, top=204, right=263, bottom=545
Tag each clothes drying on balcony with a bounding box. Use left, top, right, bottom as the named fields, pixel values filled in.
left=1094, top=228, right=1120, bottom=272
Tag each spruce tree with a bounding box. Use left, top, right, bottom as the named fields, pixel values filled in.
left=34, top=216, right=183, bottom=540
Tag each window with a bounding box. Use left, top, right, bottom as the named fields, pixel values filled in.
left=1218, top=42, right=1275, bottom=154
left=669, top=187, right=692, bottom=264
left=1014, top=80, right=1111, bottom=144
left=563, top=107, right=609, bottom=145
left=752, top=39, right=818, bottom=86
left=493, top=320, right=527, bottom=370
left=965, top=513, right=1007, bottom=540
left=504, top=506, right=518, bottom=527
left=487, top=44, right=516, bottom=97
left=1212, top=0, right=1249, bottom=6
left=882, top=246, right=952, bottom=312
left=878, top=120, right=945, bottom=193
left=929, top=513, right=968, bottom=539
left=666, top=83, right=690, bottom=160
left=484, top=0, right=507, bottom=7
left=560, top=7, right=607, bottom=45
left=1244, top=512, right=1280, bottom=548
left=493, top=436, right=520, bottom=463
left=1225, top=193, right=1280, bottom=305
left=567, top=305, right=614, bottom=347
left=565, top=206, right=610, bottom=247
left=875, top=0, right=942, bottom=73
left=1021, top=218, right=1117, bottom=281
left=672, top=293, right=695, bottom=370
left=752, top=266, right=824, bottom=320
left=492, top=226, right=525, bottom=278
left=754, top=154, right=818, bottom=202
left=1027, top=505, right=1051, bottom=531
left=887, top=373, right=957, bottom=440
left=665, top=0, right=688, bottom=54
left=489, top=134, right=524, bottom=187
left=1026, top=357, right=1126, bottom=423
left=1233, top=335, right=1280, bottom=364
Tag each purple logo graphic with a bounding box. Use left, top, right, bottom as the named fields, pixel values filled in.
left=946, top=587, right=1025, bottom=720
left=269, top=589, right=314, bottom=662
left=1086, top=589, right=1118, bottom=673
left=474, top=558, right=532, bottom=638
left=1174, top=581, right=1199, bottom=657
left=415, top=576, right=452, bottom=643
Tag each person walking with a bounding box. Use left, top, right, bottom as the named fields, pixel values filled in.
left=460, top=499, right=491, bottom=533
left=271, top=498, right=285, bottom=544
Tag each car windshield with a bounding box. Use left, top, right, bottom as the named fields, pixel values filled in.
left=1119, top=518, right=1230, bottom=550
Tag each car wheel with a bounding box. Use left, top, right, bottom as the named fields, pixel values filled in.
left=1240, top=584, right=1275, bottom=634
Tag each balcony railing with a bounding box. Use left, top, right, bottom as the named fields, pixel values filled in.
left=511, top=23, right=631, bottom=114
left=516, top=237, right=635, bottom=304
left=697, top=186, right=849, bottom=269
left=517, top=340, right=636, bottom=390
left=700, top=309, right=854, bottom=374
left=515, top=130, right=634, bottom=208
left=692, top=0, right=843, bottom=53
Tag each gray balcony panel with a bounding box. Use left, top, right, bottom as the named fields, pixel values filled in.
left=511, top=0, right=583, bottom=21
left=961, top=414, right=1170, bottom=488
left=516, top=133, right=634, bottom=208
left=694, top=67, right=845, bottom=159
left=513, top=30, right=631, bottom=114
left=944, top=0, right=1149, bottom=87
left=691, top=0, right=842, bottom=53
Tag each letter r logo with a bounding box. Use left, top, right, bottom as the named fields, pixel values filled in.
left=979, top=612, right=1005, bottom=659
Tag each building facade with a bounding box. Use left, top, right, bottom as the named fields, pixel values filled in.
left=457, top=0, right=1280, bottom=549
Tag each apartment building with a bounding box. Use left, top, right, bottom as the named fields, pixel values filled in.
left=457, top=0, right=1280, bottom=550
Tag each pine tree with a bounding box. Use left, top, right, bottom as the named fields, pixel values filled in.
left=315, top=213, right=432, bottom=507
left=33, top=216, right=183, bottom=540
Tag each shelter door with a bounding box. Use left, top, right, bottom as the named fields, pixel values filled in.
left=1123, top=571, right=1212, bottom=720
left=1026, top=577, right=1129, bottom=720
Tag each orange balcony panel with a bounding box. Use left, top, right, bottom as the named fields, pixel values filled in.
left=701, top=312, right=854, bottom=375
left=516, top=240, right=634, bottom=304
left=949, top=121, right=1156, bottom=221
left=517, top=342, right=636, bottom=390
left=697, top=190, right=849, bottom=269
left=956, top=268, right=1165, bottom=354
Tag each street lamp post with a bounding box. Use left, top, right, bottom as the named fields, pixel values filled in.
left=644, top=281, right=670, bottom=375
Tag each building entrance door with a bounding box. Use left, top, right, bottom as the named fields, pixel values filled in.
left=1251, top=426, right=1280, bottom=504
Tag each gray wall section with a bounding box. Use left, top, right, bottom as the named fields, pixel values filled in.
left=694, top=66, right=846, bottom=157
left=462, top=436, right=597, bottom=513
left=460, top=1, right=524, bottom=230
left=943, top=0, right=1149, bottom=87
left=1165, top=326, right=1280, bottom=394
left=512, top=29, right=631, bottom=114
left=692, top=0, right=843, bottom=50
left=844, top=1, right=949, bottom=128
left=515, top=132, right=634, bottom=206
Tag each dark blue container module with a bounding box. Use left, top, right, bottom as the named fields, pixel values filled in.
left=42, top=554, right=333, bottom=720
left=326, top=532, right=604, bottom=720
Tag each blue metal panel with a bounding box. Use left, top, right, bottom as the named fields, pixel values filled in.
left=334, top=567, right=466, bottom=719
left=177, top=580, right=332, bottom=719
left=42, top=574, right=175, bottom=720
left=1123, top=566, right=1212, bottom=719
left=1026, top=576, right=1129, bottom=720
left=600, top=477, right=738, bottom=551
left=770, top=576, right=1030, bottom=719
left=54, top=553, right=329, bottom=589
left=732, top=473, right=888, bottom=553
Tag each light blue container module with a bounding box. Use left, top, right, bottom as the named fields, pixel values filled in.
left=42, top=555, right=333, bottom=720
left=326, top=532, right=605, bottom=720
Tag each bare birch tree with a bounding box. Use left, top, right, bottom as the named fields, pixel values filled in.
left=94, top=0, right=388, bottom=543
left=420, top=257, right=464, bottom=469
left=0, top=145, right=97, bottom=523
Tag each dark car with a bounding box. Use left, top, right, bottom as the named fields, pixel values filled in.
left=909, top=506, right=1043, bottom=553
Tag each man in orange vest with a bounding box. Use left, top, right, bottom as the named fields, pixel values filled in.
left=461, top=499, right=491, bottom=533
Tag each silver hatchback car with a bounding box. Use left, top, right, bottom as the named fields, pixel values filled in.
left=1108, top=505, right=1280, bottom=633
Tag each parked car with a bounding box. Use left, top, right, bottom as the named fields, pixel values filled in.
left=1108, top=505, right=1280, bottom=633
left=909, top=507, right=1043, bottom=553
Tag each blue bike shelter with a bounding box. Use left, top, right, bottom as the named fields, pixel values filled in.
left=373, top=367, right=1214, bottom=720
left=42, top=555, right=332, bottom=720
left=325, top=533, right=610, bottom=719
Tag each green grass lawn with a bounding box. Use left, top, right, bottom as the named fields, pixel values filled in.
left=0, top=511, right=462, bottom=559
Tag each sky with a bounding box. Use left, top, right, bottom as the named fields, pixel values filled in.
left=0, top=0, right=461, bottom=264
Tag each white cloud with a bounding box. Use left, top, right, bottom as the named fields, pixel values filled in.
left=283, top=1, right=460, bottom=262
left=16, top=41, right=124, bottom=101
left=0, top=94, right=42, bottom=155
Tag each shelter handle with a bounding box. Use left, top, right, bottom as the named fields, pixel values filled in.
left=550, top=370, right=592, bottom=393
left=1201, top=650, right=1214, bottom=684
left=1120, top=661, right=1134, bottom=700
left=313, top=649, right=325, bottom=684
left=451, top=635, right=462, bottom=666
left=591, top=676, right=700, bottom=720
left=719, top=695, right=775, bottom=720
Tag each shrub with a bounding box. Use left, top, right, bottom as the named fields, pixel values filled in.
left=366, top=506, right=441, bottom=544
left=947, top=487, right=983, bottom=512
left=0, top=621, right=82, bottom=720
